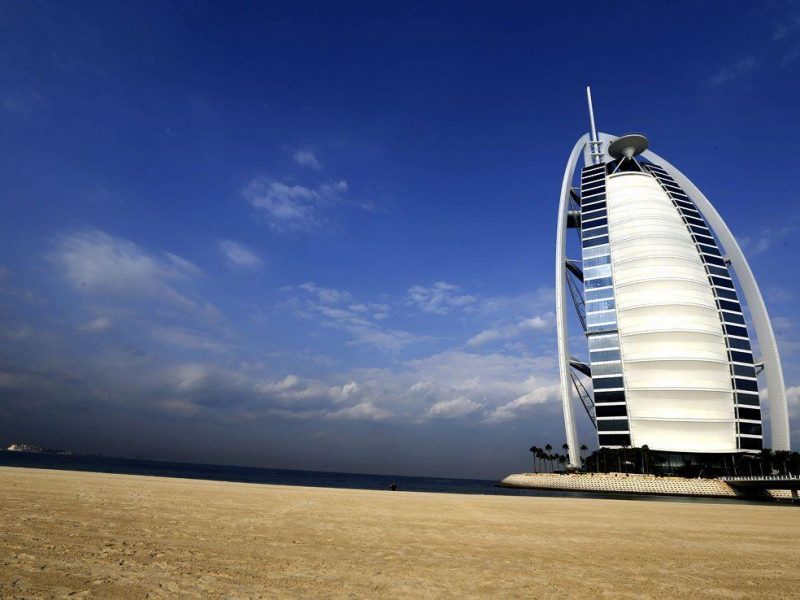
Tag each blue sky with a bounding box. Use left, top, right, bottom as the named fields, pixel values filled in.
left=0, top=1, right=799, bottom=478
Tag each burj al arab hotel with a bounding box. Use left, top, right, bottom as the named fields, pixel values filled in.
left=557, top=89, right=790, bottom=469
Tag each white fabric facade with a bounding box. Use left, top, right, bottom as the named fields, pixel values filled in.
left=605, top=172, right=737, bottom=452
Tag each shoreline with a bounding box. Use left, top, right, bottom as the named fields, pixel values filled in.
left=499, top=471, right=796, bottom=501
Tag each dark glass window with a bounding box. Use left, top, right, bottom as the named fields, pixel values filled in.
left=724, top=323, right=748, bottom=337
left=707, top=265, right=730, bottom=277
left=583, top=235, right=609, bottom=248
left=737, top=406, right=761, bottom=421
left=686, top=216, right=706, bottom=227
left=582, top=198, right=606, bottom=209
left=583, top=226, right=608, bottom=239
left=582, top=208, right=606, bottom=220
left=740, top=437, right=762, bottom=450
left=583, top=225, right=608, bottom=238
left=728, top=337, right=752, bottom=351
left=739, top=422, right=762, bottom=436
left=581, top=191, right=606, bottom=202
left=595, top=403, right=627, bottom=417
left=582, top=171, right=605, bottom=183
left=597, top=419, right=629, bottom=432
left=583, top=216, right=608, bottom=229
left=734, top=378, right=758, bottom=392
left=717, top=288, right=739, bottom=300
left=733, top=364, right=757, bottom=378
left=594, top=376, right=624, bottom=389
left=583, top=255, right=611, bottom=268
left=722, top=312, right=745, bottom=325
left=590, top=349, right=621, bottom=363
left=694, top=233, right=715, bottom=245
left=704, top=254, right=726, bottom=267
left=598, top=433, right=631, bottom=447
left=711, top=276, right=734, bottom=289
left=681, top=208, right=702, bottom=219
left=736, top=392, right=760, bottom=406
left=698, top=244, right=720, bottom=256
left=585, top=276, right=613, bottom=289
left=730, top=350, right=754, bottom=364
left=675, top=200, right=695, bottom=210
left=594, top=389, right=626, bottom=403
left=718, top=299, right=741, bottom=312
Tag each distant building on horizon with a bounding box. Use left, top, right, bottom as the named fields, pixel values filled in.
left=556, top=88, right=790, bottom=469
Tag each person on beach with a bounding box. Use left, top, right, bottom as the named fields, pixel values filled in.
left=390, top=482, right=397, bottom=491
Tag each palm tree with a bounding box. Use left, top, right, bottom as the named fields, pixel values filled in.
left=641, top=445, right=650, bottom=475
left=562, top=443, right=569, bottom=465
left=580, top=444, right=588, bottom=465
left=545, top=444, right=553, bottom=472
left=529, top=446, right=539, bottom=473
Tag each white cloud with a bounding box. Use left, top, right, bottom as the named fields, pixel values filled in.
left=293, top=150, right=322, bottom=170
left=290, top=283, right=414, bottom=351
left=407, top=282, right=477, bottom=315
left=151, top=326, right=229, bottom=354
left=708, top=56, right=758, bottom=86
left=218, top=240, right=263, bottom=269
left=244, top=177, right=348, bottom=233
left=54, top=230, right=202, bottom=310
left=485, top=385, right=560, bottom=423
left=467, top=314, right=552, bottom=348
left=425, top=396, right=481, bottom=419
left=79, top=317, right=112, bottom=332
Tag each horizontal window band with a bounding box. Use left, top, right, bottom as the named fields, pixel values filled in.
left=711, top=276, right=735, bottom=289
left=703, top=254, right=727, bottom=267
left=581, top=208, right=606, bottom=219
left=597, top=434, right=632, bottom=446
left=583, top=236, right=610, bottom=248
left=706, top=265, right=730, bottom=278
left=729, top=350, right=754, bottom=364
left=721, top=312, right=746, bottom=325
left=694, top=234, right=716, bottom=245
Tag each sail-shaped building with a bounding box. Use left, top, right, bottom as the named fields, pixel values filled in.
left=556, top=89, right=790, bottom=468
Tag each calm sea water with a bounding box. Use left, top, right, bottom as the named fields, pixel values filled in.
left=0, top=450, right=773, bottom=505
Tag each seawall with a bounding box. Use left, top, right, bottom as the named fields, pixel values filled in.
left=499, top=472, right=794, bottom=501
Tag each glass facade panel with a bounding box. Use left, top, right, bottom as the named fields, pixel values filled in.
left=598, top=433, right=631, bottom=446
left=737, top=406, right=761, bottom=421
left=584, top=264, right=612, bottom=279
left=584, top=255, right=611, bottom=268
left=586, top=299, right=615, bottom=312
left=595, top=403, right=627, bottom=417
left=734, top=378, right=758, bottom=392
left=740, top=437, right=763, bottom=450
left=590, top=348, right=621, bottom=363
left=585, top=276, right=613, bottom=289
left=587, top=334, right=619, bottom=350
left=594, top=376, right=624, bottom=389
left=597, top=419, right=629, bottom=431
left=591, top=361, right=622, bottom=376
left=729, top=337, right=752, bottom=351
left=735, top=392, right=760, bottom=406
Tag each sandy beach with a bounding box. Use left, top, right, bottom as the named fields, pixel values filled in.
left=1, top=467, right=799, bottom=599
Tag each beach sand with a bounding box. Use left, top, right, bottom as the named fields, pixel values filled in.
left=1, top=467, right=799, bottom=599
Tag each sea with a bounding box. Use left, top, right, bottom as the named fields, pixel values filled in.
left=0, top=450, right=769, bottom=504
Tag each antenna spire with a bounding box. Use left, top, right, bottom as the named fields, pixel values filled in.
left=586, top=86, right=598, bottom=143
left=586, top=86, right=602, bottom=164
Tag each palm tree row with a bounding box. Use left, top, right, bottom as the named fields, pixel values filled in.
left=529, top=443, right=800, bottom=478
left=528, top=443, right=588, bottom=473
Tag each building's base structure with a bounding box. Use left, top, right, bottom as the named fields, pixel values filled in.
left=498, top=472, right=795, bottom=501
